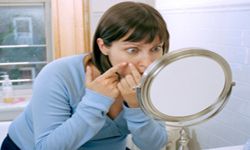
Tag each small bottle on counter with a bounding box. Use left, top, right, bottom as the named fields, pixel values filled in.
left=1, top=74, right=14, bottom=103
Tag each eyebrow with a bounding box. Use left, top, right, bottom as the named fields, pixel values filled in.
left=122, top=42, right=164, bottom=47
left=156, top=42, right=164, bottom=46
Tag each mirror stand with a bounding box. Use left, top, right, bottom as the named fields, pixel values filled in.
left=176, top=127, right=190, bottom=150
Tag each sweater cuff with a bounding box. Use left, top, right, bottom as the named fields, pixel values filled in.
left=123, top=105, right=151, bottom=122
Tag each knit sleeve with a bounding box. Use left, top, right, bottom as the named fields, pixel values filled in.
left=31, top=60, right=114, bottom=150
left=123, top=106, right=168, bottom=150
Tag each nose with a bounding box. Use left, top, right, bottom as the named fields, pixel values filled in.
left=138, top=54, right=154, bottom=73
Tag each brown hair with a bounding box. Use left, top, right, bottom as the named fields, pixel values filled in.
left=92, top=1, right=169, bottom=73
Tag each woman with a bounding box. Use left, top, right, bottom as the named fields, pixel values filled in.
left=1, top=1, right=169, bottom=150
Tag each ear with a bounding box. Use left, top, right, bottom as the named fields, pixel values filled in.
left=96, top=38, right=109, bottom=55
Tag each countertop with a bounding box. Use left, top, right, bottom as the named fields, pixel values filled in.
left=205, top=145, right=244, bottom=150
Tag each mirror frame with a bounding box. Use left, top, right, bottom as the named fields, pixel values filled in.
left=136, top=48, right=234, bottom=127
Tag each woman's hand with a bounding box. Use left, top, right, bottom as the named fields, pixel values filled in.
left=117, top=63, right=141, bottom=108
left=85, top=62, right=127, bottom=99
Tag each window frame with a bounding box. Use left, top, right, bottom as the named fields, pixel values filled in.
left=0, top=0, right=53, bottom=87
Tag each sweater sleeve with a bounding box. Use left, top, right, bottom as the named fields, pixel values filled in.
left=31, top=61, right=114, bottom=150
left=123, top=106, right=168, bottom=150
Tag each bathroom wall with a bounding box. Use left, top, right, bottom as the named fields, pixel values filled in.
left=90, top=0, right=155, bottom=40
left=156, top=0, right=250, bottom=149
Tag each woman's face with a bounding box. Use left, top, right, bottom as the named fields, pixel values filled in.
left=98, top=36, right=164, bottom=76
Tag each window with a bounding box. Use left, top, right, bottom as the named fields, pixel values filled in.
left=13, top=17, right=33, bottom=44
left=0, top=0, right=52, bottom=89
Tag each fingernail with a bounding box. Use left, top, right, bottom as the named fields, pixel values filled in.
left=87, top=66, right=90, bottom=70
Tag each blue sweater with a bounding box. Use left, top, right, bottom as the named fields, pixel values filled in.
left=8, top=54, right=167, bottom=150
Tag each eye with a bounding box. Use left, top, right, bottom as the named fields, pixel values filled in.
left=151, top=46, right=163, bottom=52
left=126, top=48, right=138, bottom=54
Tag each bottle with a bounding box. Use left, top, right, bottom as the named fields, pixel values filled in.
left=1, top=74, right=14, bottom=103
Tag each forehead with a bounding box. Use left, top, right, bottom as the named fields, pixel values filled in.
left=119, top=34, right=162, bottom=45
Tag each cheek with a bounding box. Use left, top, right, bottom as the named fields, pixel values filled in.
left=109, top=55, right=129, bottom=66
left=108, top=49, right=127, bottom=63
left=108, top=54, right=131, bottom=76
left=151, top=53, right=164, bottom=63
left=156, top=51, right=164, bottom=58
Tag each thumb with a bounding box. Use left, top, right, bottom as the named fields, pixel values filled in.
left=85, top=65, right=92, bottom=84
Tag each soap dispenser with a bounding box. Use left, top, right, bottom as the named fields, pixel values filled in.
left=1, top=73, right=14, bottom=103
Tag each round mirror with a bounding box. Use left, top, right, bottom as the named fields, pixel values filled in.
left=137, top=48, right=234, bottom=127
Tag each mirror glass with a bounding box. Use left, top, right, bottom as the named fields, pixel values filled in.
left=150, top=56, right=225, bottom=117
left=137, top=48, right=233, bottom=127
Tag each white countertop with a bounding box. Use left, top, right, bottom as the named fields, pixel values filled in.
left=0, top=88, right=31, bottom=121
left=0, top=96, right=30, bottom=121
left=0, top=99, right=29, bottom=111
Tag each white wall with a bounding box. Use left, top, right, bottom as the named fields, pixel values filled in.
left=156, top=0, right=250, bottom=149
left=90, top=0, right=155, bottom=41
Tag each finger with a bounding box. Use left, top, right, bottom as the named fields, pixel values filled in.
left=117, top=82, right=124, bottom=91
left=128, top=63, right=141, bottom=83
left=117, top=82, right=127, bottom=91
left=102, top=62, right=127, bottom=79
left=108, top=73, right=120, bottom=80
left=125, top=74, right=137, bottom=88
left=85, top=66, right=92, bottom=84
left=120, top=78, right=130, bottom=90
left=107, top=76, right=119, bottom=84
